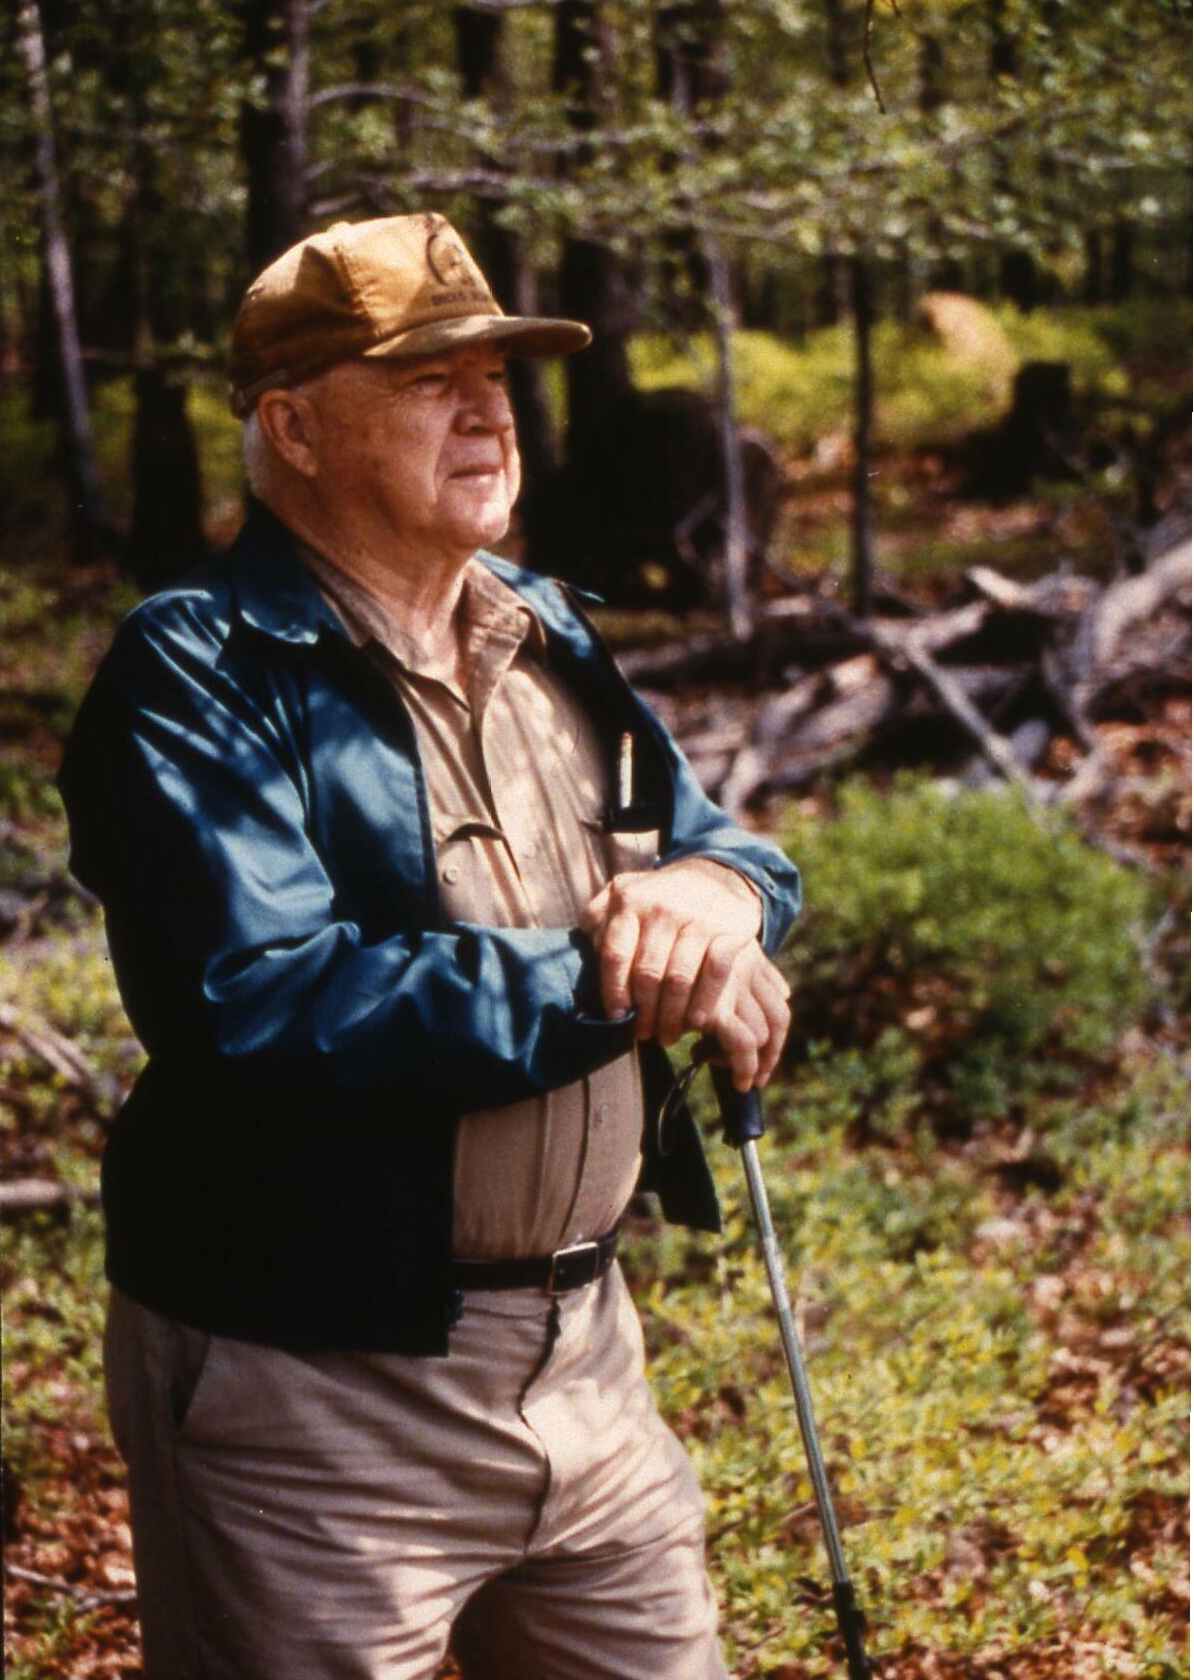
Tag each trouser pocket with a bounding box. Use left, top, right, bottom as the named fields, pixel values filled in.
left=104, top=1288, right=215, bottom=1450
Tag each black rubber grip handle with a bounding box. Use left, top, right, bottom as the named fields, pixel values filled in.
left=710, top=1064, right=765, bottom=1148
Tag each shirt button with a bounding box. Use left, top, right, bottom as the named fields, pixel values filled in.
left=443, top=864, right=462, bottom=885
left=521, top=841, right=537, bottom=860
left=595, top=1103, right=612, bottom=1125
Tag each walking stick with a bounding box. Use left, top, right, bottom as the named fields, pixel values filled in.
left=709, top=1064, right=875, bottom=1680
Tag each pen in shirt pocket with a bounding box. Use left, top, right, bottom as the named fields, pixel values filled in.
left=617, top=731, right=634, bottom=815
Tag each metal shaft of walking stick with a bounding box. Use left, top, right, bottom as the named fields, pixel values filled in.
left=710, top=1066, right=874, bottom=1680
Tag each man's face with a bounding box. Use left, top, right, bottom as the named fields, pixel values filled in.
left=305, top=346, right=521, bottom=559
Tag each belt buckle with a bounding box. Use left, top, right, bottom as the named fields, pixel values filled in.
left=547, top=1240, right=600, bottom=1295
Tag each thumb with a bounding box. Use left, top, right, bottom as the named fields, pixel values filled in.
left=579, top=884, right=612, bottom=940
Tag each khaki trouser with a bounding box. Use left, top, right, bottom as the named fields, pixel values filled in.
left=105, top=1266, right=729, bottom=1680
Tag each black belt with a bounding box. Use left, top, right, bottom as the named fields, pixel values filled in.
left=450, top=1229, right=619, bottom=1296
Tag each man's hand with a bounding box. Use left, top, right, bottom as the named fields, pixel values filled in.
left=579, top=858, right=791, bottom=1090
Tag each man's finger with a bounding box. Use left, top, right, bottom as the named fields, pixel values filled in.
left=731, top=984, right=769, bottom=1048
left=599, top=905, right=641, bottom=1017
left=578, top=883, right=612, bottom=942
left=628, top=917, right=680, bottom=1040
left=706, top=1003, right=760, bottom=1094
left=685, top=933, right=748, bottom=1032
left=755, top=957, right=791, bottom=1002
left=749, top=963, right=792, bottom=1084
left=654, top=926, right=710, bottom=1045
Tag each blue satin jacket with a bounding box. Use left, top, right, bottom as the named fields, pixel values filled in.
left=59, top=502, right=801, bottom=1353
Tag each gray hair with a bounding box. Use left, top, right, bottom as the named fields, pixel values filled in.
left=241, top=410, right=269, bottom=495
left=240, top=376, right=321, bottom=493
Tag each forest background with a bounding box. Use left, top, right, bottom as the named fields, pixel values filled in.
left=1, top=1, right=1190, bottom=1676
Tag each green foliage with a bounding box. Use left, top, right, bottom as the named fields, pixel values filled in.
left=625, top=1055, right=1189, bottom=1673
left=2, top=1210, right=109, bottom=1496
left=777, top=778, right=1154, bottom=1127
left=2, top=871, right=1186, bottom=1674
left=0, top=763, right=61, bottom=829
left=999, top=299, right=1193, bottom=424
left=0, top=928, right=139, bottom=1081
left=1, top=374, right=243, bottom=543
left=186, top=376, right=250, bottom=518
left=1, top=1205, right=115, bottom=1679
left=631, top=299, right=1192, bottom=464
left=633, top=328, right=856, bottom=452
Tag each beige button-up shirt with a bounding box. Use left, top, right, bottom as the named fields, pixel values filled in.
left=301, top=545, right=653, bottom=1260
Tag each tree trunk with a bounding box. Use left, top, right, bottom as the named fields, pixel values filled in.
left=816, top=0, right=851, bottom=327
left=478, top=232, right=559, bottom=496
left=849, top=252, right=875, bottom=617
left=652, top=1, right=725, bottom=328
left=988, top=0, right=1038, bottom=314
left=707, top=247, right=751, bottom=641
left=918, top=31, right=945, bottom=114
left=818, top=0, right=875, bottom=615
left=553, top=1, right=634, bottom=439
left=126, top=368, right=209, bottom=591
left=987, top=0, right=1018, bottom=77
left=1110, top=219, right=1135, bottom=302
left=655, top=0, right=752, bottom=639
left=1000, top=249, right=1038, bottom=313
left=17, top=0, right=106, bottom=561
left=453, top=6, right=558, bottom=497
left=823, top=0, right=850, bottom=87
left=241, top=0, right=311, bottom=274
left=107, top=0, right=168, bottom=354
left=1083, top=228, right=1104, bottom=305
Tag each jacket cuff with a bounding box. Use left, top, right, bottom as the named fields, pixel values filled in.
left=566, top=928, right=638, bottom=1038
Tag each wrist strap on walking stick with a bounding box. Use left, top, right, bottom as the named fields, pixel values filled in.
left=656, top=1038, right=767, bottom=1155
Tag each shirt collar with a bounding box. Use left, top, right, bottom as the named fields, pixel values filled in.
left=226, top=497, right=581, bottom=665
left=294, top=539, right=548, bottom=681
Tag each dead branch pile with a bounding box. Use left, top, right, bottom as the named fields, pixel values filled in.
left=621, top=532, right=1191, bottom=826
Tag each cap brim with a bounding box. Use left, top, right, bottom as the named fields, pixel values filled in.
left=362, top=313, right=592, bottom=362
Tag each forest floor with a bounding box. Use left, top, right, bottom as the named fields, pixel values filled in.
left=2, top=310, right=1189, bottom=1677
left=3, top=571, right=1187, bottom=1678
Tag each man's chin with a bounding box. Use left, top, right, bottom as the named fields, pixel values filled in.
left=451, top=505, right=514, bottom=554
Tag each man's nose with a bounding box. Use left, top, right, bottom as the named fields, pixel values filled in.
left=458, top=369, right=512, bottom=430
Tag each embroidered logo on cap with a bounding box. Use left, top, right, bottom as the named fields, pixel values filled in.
left=425, top=220, right=488, bottom=305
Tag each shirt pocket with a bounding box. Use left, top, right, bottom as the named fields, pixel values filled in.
left=597, top=823, right=662, bottom=879
left=433, top=810, right=530, bottom=928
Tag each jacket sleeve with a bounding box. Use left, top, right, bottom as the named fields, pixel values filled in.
left=58, top=610, right=633, bottom=1116
left=636, top=695, right=802, bottom=957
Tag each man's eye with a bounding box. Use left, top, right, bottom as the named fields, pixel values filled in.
left=487, top=368, right=509, bottom=385
left=412, top=373, right=449, bottom=392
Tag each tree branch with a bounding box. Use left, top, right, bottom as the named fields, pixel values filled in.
left=6, top=1563, right=136, bottom=1610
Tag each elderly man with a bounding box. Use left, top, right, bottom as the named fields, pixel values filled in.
left=59, top=214, right=801, bottom=1680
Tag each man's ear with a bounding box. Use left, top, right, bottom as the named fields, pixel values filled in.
left=256, top=388, right=321, bottom=479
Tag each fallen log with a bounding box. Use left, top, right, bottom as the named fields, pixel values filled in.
left=0, top=1002, right=121, bottom=1115
left=5, top=1561, right=135, bottom=1608
left=716, top=662, right=1034, bottom=816
left=897, top=641, right=1040, bottom=799
left=1056, top=540, right=1191, bottom=728
left=0, top=1179, right=101, bottom=1217
left=960, top=717, right=1054, bottom=787
left=641, top=536, right=1191, bottom=823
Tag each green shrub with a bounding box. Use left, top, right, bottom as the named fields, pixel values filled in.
left=629, top=301, right=1191, bottom=465
left=777, top=778, right=1154, bottom=1128
left=632, top=318, right=1017, bottom=454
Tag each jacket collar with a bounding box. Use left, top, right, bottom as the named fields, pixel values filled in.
left=226, top=499, right=350, bottom=646
left=226, top=498, right=600, bottom=663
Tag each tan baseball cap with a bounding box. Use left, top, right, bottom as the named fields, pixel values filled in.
left=228, top=213, right=592, bottom=416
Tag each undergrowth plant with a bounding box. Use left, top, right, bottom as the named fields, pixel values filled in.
left=777, top=778, right=1154, bottom=1133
